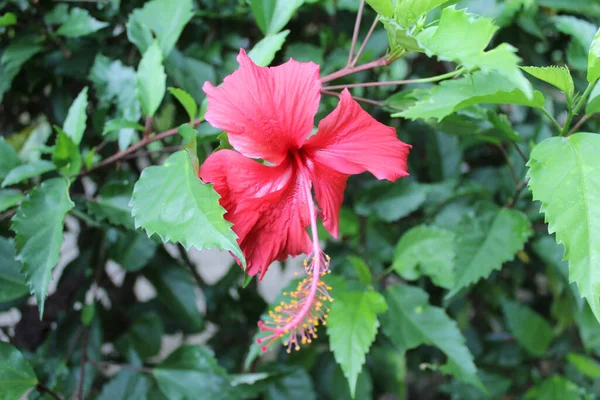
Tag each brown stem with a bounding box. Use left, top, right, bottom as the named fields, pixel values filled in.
left=351, top=17, right=379, bottom=67
left=36, top=384, right=63, bottom=400
left=143, top=115, right=153, bottom=140
left=507, top=179, right=529, bottom=208
left=513, top=142, right=528, bottom=164
left=497, top=144, right=519, bottom=186
left=321, top=89, right=384, bottom=107
left=81, top=119, right=202, bottom=175
left=87, top=359, right=153, bottom=374
left=348, top=0, right=365, bottom=66
left=121, top=145, right=182, bottom=161
left=320, top=56, right=392, bottom=84
left=568, top=113, right=592, bottom=136
left=0, top=208, right=15, bottom=222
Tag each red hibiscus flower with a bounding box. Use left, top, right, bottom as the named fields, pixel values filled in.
left=200, top=49, right=411, bottom=351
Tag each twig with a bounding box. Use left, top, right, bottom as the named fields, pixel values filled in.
left=75, top=328, right=90, bottom=400
left=143, top=115, right=152, bottom=140
left=348, top=0, right=365, bottom=66
left=513, top=142, right=528, bottom=164
left=36, top=384, right=63, bottom=400
left=540, top=108, right=562, bottom=133
left=497, top=144, right=519, bottom=186
left=176, top=244, right=207, bottom=289
left=87, top=359, right=153, bottom=374
left=568, top=113, right=592, bottom=136
left=322, top=67, right=466, bottom=90
left=121, top=145, right=182, bottom=161
left=507, top=179, right=529, bottom=208
left=321, top=89, right=384, bottom=107
left=351, top=17, right=379, bottom=67
left=0, top=208, right=15, bottom=222
left=81, top=119, right=202, bottom=175
left=320, top=56, right=397, bottom=84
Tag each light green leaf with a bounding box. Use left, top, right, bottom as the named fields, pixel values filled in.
left=168, top=88, right=198, bottom=123
left=416, top=7, right=532, bottom=98
left=394, top=0, right=449, bottom=27
left=87, top=182, right=134, bottom=229
left=365, top=0, right=393, bottom=17
left=52, top=127, right=82, bottom=176
left=137, top=42, right=166, bottom=117
left=586, top=81, right=600, bottom=115
left=102, top=119, right=145, bottom=136
left=327, top=291, right=387, bottom=397
left=126, top=0, right=193, bottom=56
left=0, top=12, right=16, bottom=27
left=0, top=137, right=21, bottom=181
left=399, top=70, right=545, bottom=121
left=567, top=353, right=600, bottom=378
left=502, top=300, right=553, bottom=356
left=0, top=189, right=24, bottom=213
left=248, top=30, right=290, bottom=67
left=154, top=345, right=237, bottom=400
left=1, top=160, right=56, bottom=188
left=436, top=106, right=522, bottom=144
left=17, top=119, right=52, bottom=164
left=347, top=256, right=373, bottom=285
left=552, top=16, right=598, bottom=71
left=588, top=28, right=600, bottom=83
left=527, top=133, right=600, bottom=321
left=10, top=177, right=74, bottom=318
left=525, top=376, right=586, bottom=400
left=56, top=7, right=109, bottom=37
left=0, top=238, right=28, bottom=302
left=521, top=66, right=575, bottom=99
left=62, top=86, right=88, bottom=145
left=393, top=225, right=455, bottom=289
left=381, top=285, right=483, bottom=390
left=447, top=208, right=533, bottom=299
left=0, top=342, right=38, bottom=400
left=250, top=0, right=304, bottom=35
left=130, top=150, right=244, bottom=266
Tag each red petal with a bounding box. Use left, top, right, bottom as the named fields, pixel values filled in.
left=202, top=49, right=321, bottom=165
left=304, top=89, right=411, bottom=181
left=200, top=150, right=311, bottom=278
left=304, top=157, right=348, bottom=238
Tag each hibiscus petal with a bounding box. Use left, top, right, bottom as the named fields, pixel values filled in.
left=200, top=150, right=311, bottom=278
left=202, top=49, right=321, bottom=165
left=304, top=157, right=348, bottom=238
left=304, top=89, right=411, bottom=181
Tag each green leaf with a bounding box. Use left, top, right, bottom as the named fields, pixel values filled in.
left=502, top=300, right=553, bottom=356
left=165, top=49, right=216, bottom=105
left=137, top=42, right=166, bottom=117
left=126, top=0, right=193, bottom=56
left=44, top=4, right=69, bottom=25
left=144, top=262, right=204, bottom=331
left=81, top=303, right=95, bottom=326
left=168, top=88, right=198, bottom=123
left=103, top=119, right=145, bottom=136
left=154, top=345, right=237, bottom=400
left=381, top=285, right=483, bottom=390
left=521, top=66, right=575, bottom=99
left=0, top=36, right=42, bottom=103
left=567, top=353, right=600, bottom=378
left=97, top=369, right=152, bottom=400
left=525, top=376, right=586, bottom=400
left=0, top=137, right=21, bottom=181
left=62, top=86, right=88, bottom=145
left=586, top=81, right=600, bottom=115
left=399, top=71, right=545, bottom=121
left=355, top=180, right=428, bottom=222
left=392, top=225, right=455, bottom=289
left=365, top=0, right=393, bottom=17
left=117, top=312, right=163, bottom=359
left=130, top=150, right=244, bottom=266
left=327, top=290, right=387, bottom=397
left=552, top=16, right=598, bottom=71
left=446, top=208, right=533, bottom=299
left=56, top=7, right=109, bottom=37
left=527, top=133, right=600, bottom=321
left=0, top=342, right=38, bottom=400
left=108, top=230, right=157, bottom=272
left=52, top=127, right=82, bottom=176
left=0, top=189, right=24, bottom=213
left=0, top=12, right=16, bottom=27
left=0, top=237, right=28, bottom=302
left=437, top=106, right=522, bottom=144
left=10, top=177, right=74, bottom=318
left=87, top=182, right=134, bottom=229
left=394, top=0, right=449, bottom=27
left=416, top=7, right=532, bottom=98
left=1, top=160, right=56, bottom=188
left=347, top=256, right=373, bottom=285
left=588, top=28, right=600, bottom=83
left=250, top=0, right=304, bottom=35
left=248, top=30, right=290, bottom=67
left=264, top=368, right=316, bottom=400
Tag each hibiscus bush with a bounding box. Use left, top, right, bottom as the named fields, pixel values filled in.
left=2, top=0, right=600, bottom=398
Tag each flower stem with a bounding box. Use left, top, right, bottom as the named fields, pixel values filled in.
left=540, top=108, right=561, bottom=133
left=348, top=0, right=365, bottom=66
left=568, top=113, right=592, bottom=136
left=322, top=67, right=466, bottom=90
left=351, top=17, right=379, bottom=68
left=320, top=56, right=395, bottom=84
left=561, top=82, right=595, bottom=136
left=321, top=89, right=384, bottom=107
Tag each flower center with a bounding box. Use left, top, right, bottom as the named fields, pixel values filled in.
left=255, top=152, right=334, bottom=353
